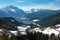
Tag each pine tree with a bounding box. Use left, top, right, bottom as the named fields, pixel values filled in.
left=10, top=35, right=17, bottom=40
left=50, top=33, right=56, bottom=40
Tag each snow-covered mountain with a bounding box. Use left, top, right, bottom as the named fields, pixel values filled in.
left=0, top=9, right=10, bottom=17
left=26, top=9, right=60, bottom=27
left=0, top=5, right=26, bottom=21
left=26, top=9, right=57, bottom=20
left=0, top=5, right=60, bottom=28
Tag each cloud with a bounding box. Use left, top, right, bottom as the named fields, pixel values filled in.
left=18, top=0, right=60, bottom=11
left=11, top=0, right=26, bottom=4
left=18, top=4, right=60, bottom=11
left=49, top=0, right=60, bottom=7
left=17, top=0, right=26, bottom=2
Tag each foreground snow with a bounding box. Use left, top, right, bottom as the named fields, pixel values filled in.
left=42, top=27, right=59, bottom=36
left=0, top=24, right=60, bottom=36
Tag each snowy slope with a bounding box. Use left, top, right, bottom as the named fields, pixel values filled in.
left=30, top=24, right=60, bottom=36
left=42, top=27, right=59, bottom=36
left=42, top=24, right=60, bottom=36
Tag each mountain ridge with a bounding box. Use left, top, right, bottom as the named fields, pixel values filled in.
left=0, top=5, right=60, bottom=28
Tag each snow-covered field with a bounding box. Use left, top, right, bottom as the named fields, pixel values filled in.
left=0, top=24, right=60, bottom=36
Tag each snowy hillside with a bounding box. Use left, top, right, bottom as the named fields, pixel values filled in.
left=33, top=24, right=60, bottom=36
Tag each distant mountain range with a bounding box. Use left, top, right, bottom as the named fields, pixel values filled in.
left=34, top=12, right=60, bottom=27
left=0, top=5, right=60, bottom=29
left=26, top=9, right=59, bottom=20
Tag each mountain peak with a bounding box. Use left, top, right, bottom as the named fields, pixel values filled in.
left=0, top=5, right=26, bottom=21
left=7, top=5, right=17, bottom=9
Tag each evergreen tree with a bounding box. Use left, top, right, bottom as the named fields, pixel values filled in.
left=50, top=33, right=56, bottom=40
left=10, top=35, right=17, bottom=40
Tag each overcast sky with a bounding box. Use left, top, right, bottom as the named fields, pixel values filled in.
left=0, top=0, right=60, bottom=11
